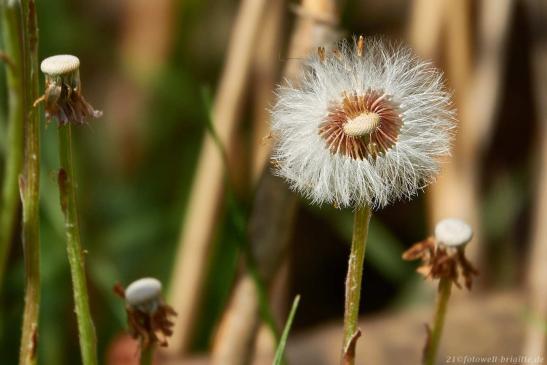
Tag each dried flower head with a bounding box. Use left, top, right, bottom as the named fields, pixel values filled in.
left=402, top=218, right=478, bottom=290
left=114, top=278, right=177, bottom=349
left=270, top=36, right=455, bottom=208
left=37, top=54, right=102, bottom=125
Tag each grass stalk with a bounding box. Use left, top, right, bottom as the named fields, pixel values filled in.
left=58, top=124, right=98, bottom=365
left=273, top=295, right=300, bottom=365
left=18, top=0, right=41, bottom=363
left=0, top=0, right=24, bottom=288
left=423, top=277, right=452, bottom=365
left=342, top=204, right=371, bottom=365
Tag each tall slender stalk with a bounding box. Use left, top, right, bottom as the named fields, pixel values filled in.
left=140, top=347, right=153, bottom=365
left=342, top=204, right=371, bottom=365
left=58, top=124, right=98, bottom=365
left=424, top=277, right=452, bottom=365
left=0, top=0, right=24, bottom=287
left=18, top=0, right=41, bottom=363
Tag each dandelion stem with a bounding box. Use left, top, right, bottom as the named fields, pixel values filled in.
left=18, top=0, right=41, bottom=363
left=140, top=347, right=153, bottom=365
left=58, top=124, right=98, bottom=365
left=342, top=204, right=371, bottom=365
left=424, top=277, right=452, bottom=365
left=0, top=0, right=24, bottom=289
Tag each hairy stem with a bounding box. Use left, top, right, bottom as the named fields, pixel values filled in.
left=18, top=0, right=41, bottom=364
left=424, top=277, right=452, bottom=365
left=342, top=204, right=371, bottom=365
left=58, top=125, right=98, bottom=365
left=0, top=0, right=24, bottom=288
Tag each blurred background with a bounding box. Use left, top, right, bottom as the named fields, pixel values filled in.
left=0, top=0, right=546, bottom=364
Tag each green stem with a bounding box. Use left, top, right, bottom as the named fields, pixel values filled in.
left=424, top=277, right=452, bottom=365
left=140, top=346, right=153, bottom=365
left=342, top=204, right=372, bottom=365
left=0, top=0, right=24, bottom=288
left=58, top=125, right=98, bottom=365
left=18, top=0, right=41, bottom=364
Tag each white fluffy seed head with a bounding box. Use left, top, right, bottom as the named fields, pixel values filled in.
left=40, top=55, right=80, bottom=76
left=435, top=218, right=473, bottom=248
left=125, top=277, right=162, bottom=308
left=270, top=37, right=455, bottom=208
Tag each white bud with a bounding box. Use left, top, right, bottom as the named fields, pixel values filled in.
left=40, top=55, right=80, bottom=76
left=125, top=277, right=162, bottom=310
left=435, top=218, right=473, bottom=248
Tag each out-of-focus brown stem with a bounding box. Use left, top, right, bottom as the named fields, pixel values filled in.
left=251, top=0, right=285, bottom=182
left=104, top=0, right=176, bottom=173
left=420, top=0, right=483, bottom=263
left=523, top=0, right=547, bottom=359
left=465, top=0, right=513, bottom=150
left=210, top=1, right=340, bottom=364
left=211, top=275, right=261, bottom=365
left=433, top=0, right=513, bottom=266
left=407, top=0, right=446, bottom=60
left=165, top=0, right=268, bottom=357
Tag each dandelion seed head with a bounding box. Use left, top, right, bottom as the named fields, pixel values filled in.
left=270, top=36, right=455, bottom=208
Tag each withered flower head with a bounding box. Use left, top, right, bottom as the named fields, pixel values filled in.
left=270, top=36, right=455, bottom=208
left=39, top=54, right=102, bottom=125
left=403, top=218, right=478, bottom=290
left=114, top=278, right=177, bottom=349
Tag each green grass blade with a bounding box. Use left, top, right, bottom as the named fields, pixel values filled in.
left=273, top=295, right=301, bottom=365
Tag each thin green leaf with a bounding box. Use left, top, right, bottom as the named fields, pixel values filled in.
left=273, top=295, right=301, bottom=365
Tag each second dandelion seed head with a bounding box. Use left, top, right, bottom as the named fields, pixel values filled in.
left=270, top=36, right=455, bottom=208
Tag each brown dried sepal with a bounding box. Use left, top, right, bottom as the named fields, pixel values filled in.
left=113, top=283, right=177, bottom=349
left=126, top=304, right=177, bottom=349
left=40, top=78, right=102, bottom=125
left=402, top=237, right=479, bottom=290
